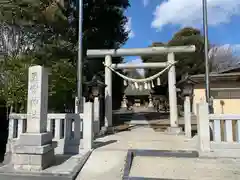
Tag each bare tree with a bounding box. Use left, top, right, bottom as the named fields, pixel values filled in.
left=208, top=44, right=240, bottom=73
left=0, top=23, right=36, bottom=58
left=0, top=24, right=21, bottom=56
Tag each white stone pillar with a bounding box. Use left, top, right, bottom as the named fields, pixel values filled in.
left=75, top=97, right=84, bottom=113
left=93, top=97, right=100, bottom=135
left=75, top=97, right=78, bottom=114
left=64, top=118, right=72, bottom=140
left=17, top=119, right=26, bottom=136
left=83, top=101, right=94, bottom=150
left=184, top=96, right=191, bottom=138
left=54, top=118, right=64, bottom=154
left=168, top=53, right=178, bottom=127
left=6, top=117, right=16, bottom=153
left=12, top=66, right=55, bottom=171
left=55, top=119, right=63, bottom=140
left=105, top=55, right=112, bottom=127
left=197, top=102, right=210, bottom=153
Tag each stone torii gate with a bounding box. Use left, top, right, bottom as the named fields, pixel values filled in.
left=86, top=45, right=195, bottom=131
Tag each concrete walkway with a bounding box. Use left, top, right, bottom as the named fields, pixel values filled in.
left=76, top=115, right=240, bottom=180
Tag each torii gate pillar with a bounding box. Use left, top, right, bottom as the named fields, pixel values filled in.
left=104, top=55, right=112, bottom=127
left=168, top=53, right=179, bottom=129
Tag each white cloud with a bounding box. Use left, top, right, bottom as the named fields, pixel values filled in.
left=143, top=0, right=149, bottom=7
left=125, top=17, right=135, bottom=38
left=151, top=0, right=240, bottom=30
left=126, top=58, right=145, bottom=76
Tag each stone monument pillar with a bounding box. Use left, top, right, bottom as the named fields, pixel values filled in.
left=12, top=65, right=56, bottom=171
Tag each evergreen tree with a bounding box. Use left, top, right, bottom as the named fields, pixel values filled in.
left=0, top=0, right=130, bottom=112
left=142, top=27, right=205, bottom=95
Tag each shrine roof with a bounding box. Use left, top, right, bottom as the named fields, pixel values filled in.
left=124, top=85, right=150, bottom=96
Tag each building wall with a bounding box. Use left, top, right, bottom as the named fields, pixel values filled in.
left=193, top=81, right=240, bottom=114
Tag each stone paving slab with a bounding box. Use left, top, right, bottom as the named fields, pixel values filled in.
left=94, top=128, right=197, bottom=151
left=0, top=150, right=91, bottom=180
left=130, top=156, right=240, bottom=180
left=76, top=150, right=126, bottom=180
left=128, top=114, right=150, bottom=125
left=122, top=149, right=199, bottom=180
left=76, top=113, right=240, bottom=180
left=77, top=126, right=198, bottom=180
left=77, top=125, right=240, bottom=180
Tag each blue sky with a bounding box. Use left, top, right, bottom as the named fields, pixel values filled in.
left=123, top=0, right=240, bottom=63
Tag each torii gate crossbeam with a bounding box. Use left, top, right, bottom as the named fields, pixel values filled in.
left=87, top=45, right=195, bottom=57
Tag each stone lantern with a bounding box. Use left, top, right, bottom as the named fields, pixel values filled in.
left=84, top=75, right=106, bottom=102
left=83, top=75, right=106, bottom=149
left=180, top=79, right=195, bottom=97
left=177, top=76, right=197, bottom=138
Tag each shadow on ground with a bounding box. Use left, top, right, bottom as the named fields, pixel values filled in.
left=144, top=112, right=170, bottom=121
left=93, top=140, right=117, bottom=149
left=53, top=155, right=72, bottom=166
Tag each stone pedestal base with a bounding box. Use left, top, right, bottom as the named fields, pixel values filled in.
left=121, top=103, right=127, bottom=108
left=12, top=132, right=56, bottom=171
left=166, top=127, right=182, bottom=134
left=100, top=126, right=114, bottom=135
left=120, top=107, right=128, bottom=112
left=148, top=102, right=154, bottom=108
left=93, top=121, right=100, bottom=137
left=147, top=106, right=155, bottom=112
left=12, top=149, right=54, bottom=171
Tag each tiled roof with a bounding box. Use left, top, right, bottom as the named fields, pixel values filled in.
left=190, top=72, right=240, bottom=82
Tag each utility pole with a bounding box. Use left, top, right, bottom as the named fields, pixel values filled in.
left=202, top=0, right=212, bottom=111
left=76, top=0, right=83, bottom=113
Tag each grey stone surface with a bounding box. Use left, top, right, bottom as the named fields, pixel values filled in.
left=166, top=126, right=183, bottom=134
left=13, top=143, right=56, bottom=154
left=0, top=151, right=91, bottom=180
left=12, top=132, right=56, bottom=171
left=13, top=149, right=55, bottom=171
left=123, top=149, right=199, bottom=179
left=18, top=132, right=53, bottom=146
left=77, top=123, right=240, bottom=180
left=130, top=156, right=240, bottom=180
left=77, top=126, right=198, bottom=180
